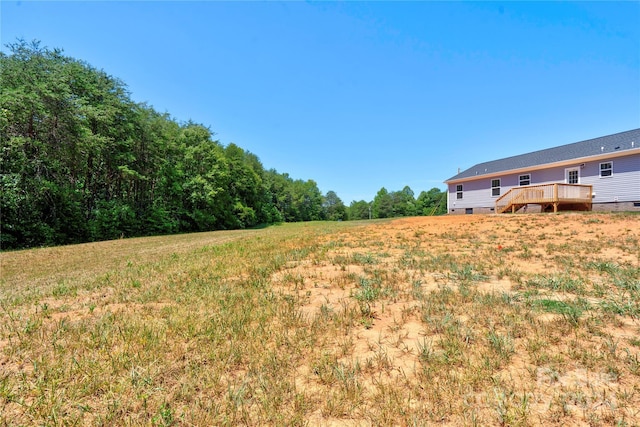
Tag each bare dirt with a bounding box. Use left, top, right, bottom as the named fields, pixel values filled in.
left=273, top=213, right=640, bottom=425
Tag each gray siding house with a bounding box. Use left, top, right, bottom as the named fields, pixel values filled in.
left=445, top=129, right=640, bottom=214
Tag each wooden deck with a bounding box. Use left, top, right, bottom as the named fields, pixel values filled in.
left=495, top=183, right=593, bottom=214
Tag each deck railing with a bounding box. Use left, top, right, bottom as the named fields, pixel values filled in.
left=495, top=183, right=592, bottom=213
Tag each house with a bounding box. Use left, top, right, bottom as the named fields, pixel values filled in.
left=445, top=129, right=640, bottom=214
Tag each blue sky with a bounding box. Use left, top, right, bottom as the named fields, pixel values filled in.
left=2, top=1, right=639, bottom=203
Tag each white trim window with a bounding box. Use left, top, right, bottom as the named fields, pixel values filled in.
left=491, top=179, right=501, bottom=197
left=600, top=162, right=613, bottom=178
left=565, top=167, right=580, bottom=184
left=519, top=174, right=531, bottom=186
left=456, top=184, right=463, bottom=199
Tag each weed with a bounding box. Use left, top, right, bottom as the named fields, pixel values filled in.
left=531, top=299, right=587, bottom=325
left=353, top=276, right=380, bottom=303
left=518, top=245, right=533, bottom=260
left=451, top=264, right=486, bottom=285
left=487, top=329, right=515, bottom=363
left=52, top=281, right=77, bottom=297
left=600, top=299, right=640, bottom=317
left=586, top=260, right=619, bottom=274
left=624, top=349, right=640, bottom=376
left=494, top=388, right=530, bottom=426
left=351, top=252, right=377, bottom=265
left=526, top=274, right=586, bottom=294
left=153, top=403, right=175, bottom=426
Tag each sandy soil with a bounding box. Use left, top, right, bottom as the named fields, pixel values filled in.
left=273, top=213, right=640, bottom=425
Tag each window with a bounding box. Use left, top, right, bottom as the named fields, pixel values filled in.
left=519, top=174, right=531, bottom=186
left=456, top=184, right=463, bottom=199
left=600, top=162, right=612, bottom=178
left=491, top=179, right=501, bottom=197
left=566, top=168, right=579, bottom=184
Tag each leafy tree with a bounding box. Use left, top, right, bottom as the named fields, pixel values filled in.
left=264, top=169, right=292, bottom=222
left=416, top=187, right=447, bottom=215
left=291, top=179, right=324, bottom=221
left=372, top=187, right=394, bottom=218
left=347, top=200, right=371, bottom=220
left=323, top=191, right=347, bottom=221
left=1, top=40, right=101, bottom=245
left=390, top=185, right=417, bottom=217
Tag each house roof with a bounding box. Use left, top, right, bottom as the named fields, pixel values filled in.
left=445, top=128, right=640, bottom=183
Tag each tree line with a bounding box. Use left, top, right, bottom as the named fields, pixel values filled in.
left=0, top=40, right=445, bottom=250
left=348, top=186, right=446, bottom=220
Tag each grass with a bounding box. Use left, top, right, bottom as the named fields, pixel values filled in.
left=1, top=213, right=639, bottom=425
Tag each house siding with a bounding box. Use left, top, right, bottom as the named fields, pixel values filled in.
left=447, top=152, right=640, bottom=214
left=584, top=153, right=640, bottom=204
left=448, top=179, right=496, bottom=213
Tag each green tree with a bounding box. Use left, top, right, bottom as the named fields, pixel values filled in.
left=391, top=185, right=417, bottom=217
left=179, top=124, right=232, bottom=230
left=323, top=191, right=347, bottom=221
left=1, top=40, right=108, bottom=245
left=348, top=200, right=371, bottom=220
left=416, top=187, right=447, bottom=215
left=291, top=179, right=324, bottom=221
left=264, top=169, right=291, bottom=223
left=372, top=187, right=393, bottom=218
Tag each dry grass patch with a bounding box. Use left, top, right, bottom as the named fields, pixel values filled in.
left=1, top=214, right=639, bottom=425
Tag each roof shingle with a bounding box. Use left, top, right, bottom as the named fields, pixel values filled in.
left=446, top=128, right=640, bottom=182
